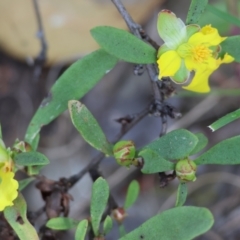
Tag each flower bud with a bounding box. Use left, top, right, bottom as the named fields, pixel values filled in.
left=12, top=140, right=32, bottom=154
left=112, top=207, right=127, bottom=224
left=175, top=158, right=197, bottom=182
left=113, top=141, right=136, bottom=167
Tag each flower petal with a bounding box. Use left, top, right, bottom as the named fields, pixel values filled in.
left=189, top=26, right=226, bottom=46
left=157, top=10, right=186, bottom=49
left=171, top=60, right=190, bottom=83
left=157, top=51, right=181, bottom=78
left=183, top=69, right=213, bottom=93
left=0, top=170, right=18, bottom=211
left=185, top=56, right=217, bottom=72
left=183, top=54, right=234, bottom=93
left=186, top=24, right=200, bottom=40
left=157, top=44, right=170, bottom=58
left=201, top=25, right=226, bottom=45
left=220, top=53, right=234, bottom=64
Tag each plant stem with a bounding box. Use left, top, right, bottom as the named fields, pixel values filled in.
left=32, top=0, right=48, bottom=80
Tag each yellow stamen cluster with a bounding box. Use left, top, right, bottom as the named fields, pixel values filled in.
left=191, top=45, right=212, bottom=63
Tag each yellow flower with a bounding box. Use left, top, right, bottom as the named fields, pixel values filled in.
left=0, top=143, right=18, bottom=211
left=157, top=10, right=234, bottom=93
left=0, top=168, right=18, bottom=211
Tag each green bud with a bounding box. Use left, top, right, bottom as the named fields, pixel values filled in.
left=113, top=140, right=136, bottom=167
left=175, top=158, right=197, bottom=182
left=12, top=140, right=32, bottom=154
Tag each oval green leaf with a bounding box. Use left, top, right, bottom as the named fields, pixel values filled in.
left=120, top=206, right=214, bottom=240
left=208, top=108, right=240, bottom=132
left=91, top=26, right=156, bottom=64
left=186, top=0, right=208, bottom=24
left=75, top=219, right=88, bottom=240
left=14, top=152, right=49, bottom=166
left=103, top=216, right=113, bottom=236
left=175, top=183, right=188, bottom=207
left=190, top=133, right=208, bottom=155
left=25, top=49, right=118, bottom=145
left=91, top=177, right=109, bottom=236
left=139, top=149, right=175, bottom=174
left=195, top=135, right=240, bottom=165
left=4, top=194, right=39, bottom=240
left=221, top=36, right=240, bottom=63
left=124, top=180, right=140, bottom=210
left=46, top=217, right=78, bottom=230
left=142, top=129, right=198, bottom=160
left=68, top=100, right=113, bottom=156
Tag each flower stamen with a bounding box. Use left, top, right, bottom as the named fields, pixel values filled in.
left=191, top=45, right=212, bottom=63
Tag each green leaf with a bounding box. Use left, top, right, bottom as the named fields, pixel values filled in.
left=208, top=108, right=240, bottom=132
left=29, top=133, right=40, bottom=151
left=103, top=216, right=113, bottom=235
left=175, top=183, right=188, bottom=207
left=46, top=217, right=78, bottom=230
left=139, top=149, right=174, bottom=174
left=142, top=129, right=198, bottom=160
left=91, top=26, right=156, bottom=64
left=75, top=219, right=88, bottom=240
left=190, top=133, right=208, bottom=155
left=68, top=100, right=113, bottom=155
left=206, top=4, right=240, bottom=28
left=25, top=49, right=118, bottom=145
left=119, top=224, right=127, bottom=238
left=14, top=152, right=49, bottom=166
left=4, top=194, right=39, bottom=240
left=198, top=2, right=232, bottom=34
left=27, top=166, right=43, bottom=176
left=124, top=180, right=140, bottom=210
left=195, top=135, right=240, bottom=165
left=19, top=177, right=35, bottom=191
left=91, top=177, right=109, bottom=236
left=221, top=36, right=240, bottom=63
left=120, top=206, right=214, bottom=240
left=186, top=0, right=208, bottom=25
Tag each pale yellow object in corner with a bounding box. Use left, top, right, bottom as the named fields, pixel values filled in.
left=0, top=0, right=164, bottom=65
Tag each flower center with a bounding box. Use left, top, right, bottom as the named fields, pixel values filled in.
left=191, top=45, right=212, bottom=62
left=177, top=43, right=212, bottom=63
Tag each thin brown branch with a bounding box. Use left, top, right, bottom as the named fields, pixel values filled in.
left=32, top=0, right=48, bottom=80
left=111, top=0, right=141, bottom=37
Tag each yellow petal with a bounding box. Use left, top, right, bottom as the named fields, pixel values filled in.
left=0, top=170, right=18, bottom=211
left=183, top=68, right=213, bottom=93
left=157, top=44, right=170, bottom=58
left=189, top=30, right=225, bottom=46
left=185, top=56, right=217, bottom=72
left=157, top=50, right=181, bottom=78
left=220, top=53, right=234, bottom=64
left=184, top=53, right=234, bottom=93
left=200, top=25, right=226, bottom=45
